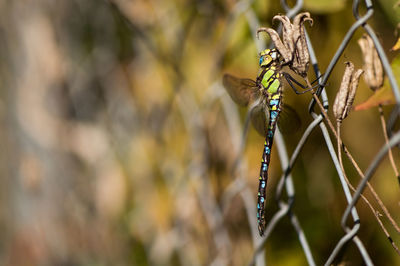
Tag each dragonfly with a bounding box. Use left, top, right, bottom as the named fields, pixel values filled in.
left=223, top=48, right=303, bottom=236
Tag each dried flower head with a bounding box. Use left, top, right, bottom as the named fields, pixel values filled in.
left=333, top=62, right=363, bottom=121
left=358, top=34, right=384, bottom=91
left=257, top=12, right=313, bottom=77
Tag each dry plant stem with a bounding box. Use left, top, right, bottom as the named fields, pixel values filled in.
left=311, top=92, right=400, bottom=235
left=337, top=122, right=400, bottom=255
left=378, top=104, right=400, bottom=185
left=336, top=123, right=371, bottom=210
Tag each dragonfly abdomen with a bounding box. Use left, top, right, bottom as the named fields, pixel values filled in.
left=257, top=90, right=282, bottom=236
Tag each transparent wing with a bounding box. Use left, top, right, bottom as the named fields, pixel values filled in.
left=278, top=104, right=301, bottom=134
left=250, top=103, right=269, bottom=137
left=222, top=74, right=259, bottom=106
left=250, top=103, right=301, bottom=137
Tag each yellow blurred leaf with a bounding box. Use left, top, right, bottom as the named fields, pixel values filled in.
left=355, top=53, right=400, bottom=110
left=304, top=0, right=346, bottom=13
left=354, top=85, right=395, bottom=110
left=391, top=37, right=400, bottom=51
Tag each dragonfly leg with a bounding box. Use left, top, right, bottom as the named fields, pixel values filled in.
left=282, top=72, right=322, bottom=95
left=307, top=73, right=324, bottom=87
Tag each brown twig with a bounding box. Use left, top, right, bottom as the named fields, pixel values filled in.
left=378, top=105, right=400, bottom=185
left=337, top=121, right=400, bottom=255
left=311, top=91, right=400, bottom=236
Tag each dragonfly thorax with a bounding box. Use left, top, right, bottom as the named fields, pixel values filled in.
left=258, top=65, right=282, bottom=96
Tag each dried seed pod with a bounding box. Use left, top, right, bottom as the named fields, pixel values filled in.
left=257, top=12, right=312, bottom=77
left=358, top=34, right=384, bottom=90
left=333, top=62, right=363, bottom=121
left=272, top=14, right=295, bottom=62
left=342, top=69, right=363, bottom=119
left=334, top=62, right=354, bottom=121
left=257, top=27, right=292, bottom=63
left=291, top=12, right=313, bottom=76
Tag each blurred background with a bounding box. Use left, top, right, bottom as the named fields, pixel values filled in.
left=1, top=0, right=400, bottom=265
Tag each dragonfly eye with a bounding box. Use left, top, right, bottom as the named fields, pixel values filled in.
left=259, top=56, right=264, bottom=65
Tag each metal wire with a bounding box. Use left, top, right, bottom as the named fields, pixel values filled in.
left=7, top=0, right=400, bottom=265
left=233, top=0, right=400, bottom=265
left=112, top=0, right=400, bottom=264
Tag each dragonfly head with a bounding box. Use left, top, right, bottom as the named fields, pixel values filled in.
left=259, top=48, right=279, bottom=67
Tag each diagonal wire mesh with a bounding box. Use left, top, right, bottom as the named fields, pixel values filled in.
left=2, top=0, right=400, bottom=265
left=99, top=0, right=400, bottom=265
left=195, top=0, right=398, bottom=264
left=182, top=0, right=399, bottom=264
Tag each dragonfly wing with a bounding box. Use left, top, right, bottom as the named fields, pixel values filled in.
left=222, top=74, right=259, bottom=106
left=250, top=103, right=269, bottom=137
left=278, top=104, right=301, bottom=134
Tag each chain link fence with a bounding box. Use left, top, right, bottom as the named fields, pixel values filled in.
left=1, top=0, right=400, bottom=265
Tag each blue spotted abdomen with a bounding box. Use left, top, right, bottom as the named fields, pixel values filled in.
left=256, top=94, right=282, bottom=236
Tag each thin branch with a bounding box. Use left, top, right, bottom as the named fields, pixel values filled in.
left=378, top=105, right=400, bottom=186
left=337, top=122, right=400, bottom=255
left=311, top=93, right=400, bottom=237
